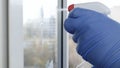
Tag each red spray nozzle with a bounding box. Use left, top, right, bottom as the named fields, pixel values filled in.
left=68, top=4, right=74, bottom=12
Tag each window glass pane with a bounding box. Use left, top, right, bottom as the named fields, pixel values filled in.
left=23, top=0, right=57, bottom=68
left=67, top=0, right=120, bottom=68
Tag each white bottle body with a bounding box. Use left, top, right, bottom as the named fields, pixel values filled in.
left=71, top=2, right=111, bottom=15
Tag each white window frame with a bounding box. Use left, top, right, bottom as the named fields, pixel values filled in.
left=8, top=0, right=23, bottom=68
left=57, top=0, right=68, bottom=68
left=0, top=0, right=8, bottom=68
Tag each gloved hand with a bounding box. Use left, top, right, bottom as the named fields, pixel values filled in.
left=64, top=8, right=120, bottom=68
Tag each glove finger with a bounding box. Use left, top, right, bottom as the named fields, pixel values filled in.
left=64, top=18, right=76, bottom=34
left=64, top=16, right=88, bottom=34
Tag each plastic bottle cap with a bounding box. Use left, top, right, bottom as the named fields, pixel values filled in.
left=68, top=4, right=74, bottom=12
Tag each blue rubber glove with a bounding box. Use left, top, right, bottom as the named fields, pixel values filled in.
left=64, top=8, right=120, bottom=68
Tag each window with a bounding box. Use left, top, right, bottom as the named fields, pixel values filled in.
left=23, top=0, right=58, bottom=68
left=7, top=0, right=120, bottom=68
